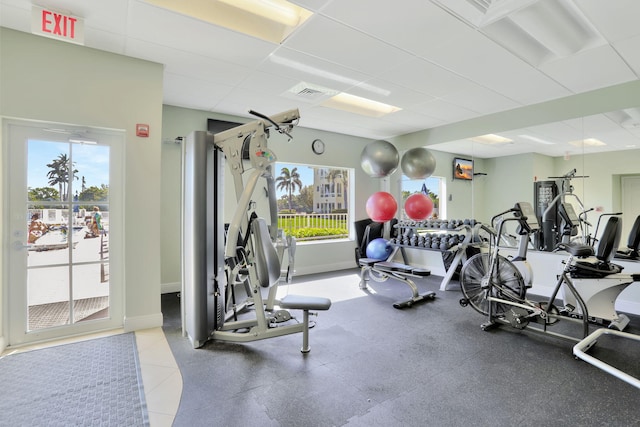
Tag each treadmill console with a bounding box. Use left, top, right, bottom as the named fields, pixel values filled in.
left=514, top=201, right=540, bottom=232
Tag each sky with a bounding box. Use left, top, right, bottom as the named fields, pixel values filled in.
left=28, top=139, right=110, bottom=192
left=401, top=176, right=441, bottom=195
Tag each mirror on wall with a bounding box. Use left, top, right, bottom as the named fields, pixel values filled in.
left=424, top=108, right=640, bottom=247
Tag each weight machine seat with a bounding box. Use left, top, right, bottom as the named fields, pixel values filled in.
left=280, top=295, right=332, bottom=311
left=374, top=261, right=431, bottom=277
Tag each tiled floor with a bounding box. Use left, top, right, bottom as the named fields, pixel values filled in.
left=2, top=327, right=182, bottom=427
left=135, top=327, right=182, bottom=426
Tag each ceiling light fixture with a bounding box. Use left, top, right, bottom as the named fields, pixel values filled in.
left=321, top=93, right=401, bottom=118
left=217, top=0, right=304, bottom=27
left=568, top=138, right=606, bottom=147
left=143, top=0, right=312, bottom=43
left=470, top=133, right=513, bottom=145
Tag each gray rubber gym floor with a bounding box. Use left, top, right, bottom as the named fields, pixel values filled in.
left=162, top=269, right=640, bottom=427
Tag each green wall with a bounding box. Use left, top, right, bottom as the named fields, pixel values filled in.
left=1, top=28, right=164, bottom=348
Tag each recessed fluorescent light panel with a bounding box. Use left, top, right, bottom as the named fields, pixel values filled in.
left=143, top=0, right=312, bottom=43
left=568, top=138, right=606, bottom=147
left=470, top=134, right=513, bottom=145
left=321, top=93, right=401, bottom=118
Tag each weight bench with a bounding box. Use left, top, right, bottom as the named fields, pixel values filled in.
left=358, top=258, right=435, bottom=309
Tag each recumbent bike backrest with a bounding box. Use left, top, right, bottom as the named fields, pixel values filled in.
left=625, top=215, right=640, bottom=254
left=596, top=216, right=622, bottom=263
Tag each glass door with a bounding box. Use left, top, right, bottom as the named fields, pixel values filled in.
left=6, top=120, right=123, bottom=346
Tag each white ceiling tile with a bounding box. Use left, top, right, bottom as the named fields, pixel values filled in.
left=163, top=73, right=233, bottom=110
left=379, top=57, right=478, bottom=99
left=346, top=79, right=434, bottom=109
left=412, top=99, right=477, bottom=123
left=613, top=34, right=640, bottom=77
left=320, top=0, right=466, bottom=57
left=414, top=27, right=572, bottom=104
left=127, top=1, right=275, bottom=68
left=260, top=47, right=373, bottom=93
left=238, top=71, right=301, bottom=97
left=540, top=45, right=637, bottom=93
left=283, top=15, right=415, bottom=75
left=575, top=0, right=640, bottom=42
left=380, top=109, right=444, bottom=130
left=84, top=27, right=126, bottom=55
left=439, top=84, right=522, bottom=115
left=289, top=0, right=334, bottom=12
left=126, top=39, right=253, bottom=86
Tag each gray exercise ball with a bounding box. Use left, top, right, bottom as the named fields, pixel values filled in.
left=360, top=140, right=399, bottom=178
left=401, top=147, right=436, bottom=179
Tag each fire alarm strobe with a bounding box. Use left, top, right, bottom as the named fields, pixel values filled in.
left=136, top=123, right=149, bottom=137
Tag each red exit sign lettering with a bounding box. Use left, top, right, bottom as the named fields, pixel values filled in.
left=32, top=6, right=84, bottom=45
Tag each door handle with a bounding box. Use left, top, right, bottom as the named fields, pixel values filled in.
left=13, top=241, right=32, bottom=250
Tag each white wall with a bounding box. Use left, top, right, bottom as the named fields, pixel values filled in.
left=1, top=28, right=165, bottom=346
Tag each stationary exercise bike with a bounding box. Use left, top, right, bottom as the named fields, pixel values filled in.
left=458, top=201, right=639, bottom=341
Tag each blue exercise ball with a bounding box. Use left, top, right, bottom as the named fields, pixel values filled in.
left=366, top=238, right=392, bottom=260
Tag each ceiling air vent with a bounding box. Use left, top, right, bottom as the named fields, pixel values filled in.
left=283, top=82, right=338, bottom=103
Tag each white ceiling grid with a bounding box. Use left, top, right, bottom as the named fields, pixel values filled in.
left=1, top=0, right=640, bottom=157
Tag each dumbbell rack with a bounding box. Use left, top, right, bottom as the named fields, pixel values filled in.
left=389, top=219, right=477, bottom=291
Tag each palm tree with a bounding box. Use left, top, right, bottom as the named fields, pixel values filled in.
left=47, top=153, right=78, bottom=201
left=275, top=167, right=302, bottom=212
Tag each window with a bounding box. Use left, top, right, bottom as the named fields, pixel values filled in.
left=275, top=162, right=352, bottom=241
left=400, top=175, right=445, bottom=219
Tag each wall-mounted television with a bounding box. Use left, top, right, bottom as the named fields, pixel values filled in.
left=453, top=157, right=473, bottom=180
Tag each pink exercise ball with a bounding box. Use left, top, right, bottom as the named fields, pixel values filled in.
left=404, top=193, right=434, bottom=220
left=366, top=192, right=398, bottom=222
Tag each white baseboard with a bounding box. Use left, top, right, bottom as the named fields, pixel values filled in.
left=124, top=312, right=164, bottom=332
left=294, top=261, right=356, bottom=276
left=161, top=281, right=181, bottom=294
left=0, top=335, right=5, bottom=355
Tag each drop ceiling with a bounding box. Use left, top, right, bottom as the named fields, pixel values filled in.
left=2, top=0, right=640, bottom=158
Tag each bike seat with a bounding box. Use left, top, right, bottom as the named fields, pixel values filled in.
left=562, top=243, right=594, bottom=258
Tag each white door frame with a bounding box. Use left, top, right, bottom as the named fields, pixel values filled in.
left=3, top=118, right=124, bottom=347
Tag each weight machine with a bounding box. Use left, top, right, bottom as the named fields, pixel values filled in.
left=534, top=169, right=590, bottom=250
left=181, top=109, right=331, bottom=352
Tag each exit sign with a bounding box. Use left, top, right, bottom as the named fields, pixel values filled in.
left=32, top=5, right=84, bottom=45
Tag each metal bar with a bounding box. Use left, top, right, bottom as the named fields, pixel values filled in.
left=573, top=328, right=640, bottom=389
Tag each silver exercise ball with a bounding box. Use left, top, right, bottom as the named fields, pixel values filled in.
left=401, top=147, right=436, bottom=179
left=360, top=140, right=399, bottom=178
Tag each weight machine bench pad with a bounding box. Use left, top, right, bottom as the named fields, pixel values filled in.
left=280, top=295, right=332, bottom=311
left=366, top=260, right=431, bottom=277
